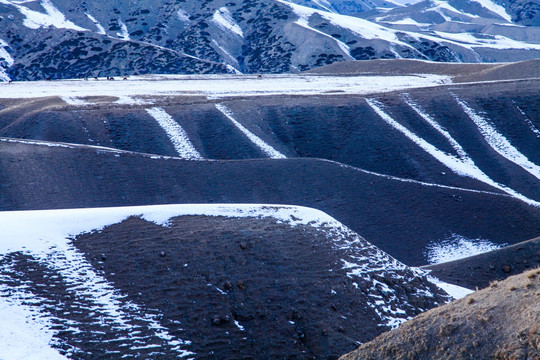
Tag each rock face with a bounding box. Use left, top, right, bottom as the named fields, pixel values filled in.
left=0, top=205, right=451, bottom=359
left=340, top=267, right=540, bottom=360
left=0, top=0, right=539, bottom=80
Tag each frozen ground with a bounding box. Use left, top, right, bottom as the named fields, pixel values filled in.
left=0, top=73, right=452, bottom=100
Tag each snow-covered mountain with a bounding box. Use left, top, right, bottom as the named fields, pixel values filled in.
left=0, top=0, right=538, bottom=80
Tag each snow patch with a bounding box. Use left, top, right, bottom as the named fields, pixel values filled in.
left=177, top=9, right=190, bottom=23
left=426, top=276, right=474, bottom=299
left=212, top=7, right=243, bottom=37
left=0, top=296, right=69, bottom=360
left=215, top=104, right=286, bottom=159
left=424, top=234, right=506, bottom=264
left=145, top=107, right=202, bottom=160
left=514, top=102, right=540, bottom=139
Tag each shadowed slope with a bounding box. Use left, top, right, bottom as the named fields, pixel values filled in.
left=1, top=139, right=539, bottom=265
left=340, top=268, right=540, bottom=360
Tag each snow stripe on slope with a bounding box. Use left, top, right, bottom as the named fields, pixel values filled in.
left=470, top=0, right=512, bottom=22
left=85, top=13, right=106, bottom=35
left=402, top=95, right=538, bottom=205
left=215, top=104, right=287, bottom=159
left=513, top=102, right=540, bottom=139
left=212, top=7, right=243, bottom=37
left=145, top=107, right=202, bottom=160
left=455, top=96, right=540, bottom=182
left=367, top=98, right=539, bottom=207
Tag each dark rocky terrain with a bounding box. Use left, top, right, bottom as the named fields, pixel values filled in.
left=340, top=267, right=540, bottom=360
left=0, top=0, right=539, bottom=80
left=425, top=236, right=540, bottom=289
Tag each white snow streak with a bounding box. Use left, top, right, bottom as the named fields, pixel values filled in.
left=215, top=104, right=286, bottom=159
left=117, top=20, right=130, bottom=40
left=455, top=96, right=540, bottom=182
left=0, top=39, right=14, bottom=82
left=145, top=107, right=202, bottom=160
left=212, top=7, right=243, bottom=37
left=514, top=102, right=540, bottom=139
left=470, top=0, right=512, bottom=22
left=85, top=12, right=106, bottom=35
left=402, top=95, right=539, bottom=206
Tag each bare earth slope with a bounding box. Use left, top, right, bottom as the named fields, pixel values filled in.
left=340, top=268, right=540, bottom=360
left=1, top=139, right=539, bottom=266
left=425, top=236, right=540, bottom=289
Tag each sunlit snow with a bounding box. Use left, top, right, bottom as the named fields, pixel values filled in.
left=424, top=234, right=506, bottom=264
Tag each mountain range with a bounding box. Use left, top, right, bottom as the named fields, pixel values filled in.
left=0, top=0, right=539, bottom=80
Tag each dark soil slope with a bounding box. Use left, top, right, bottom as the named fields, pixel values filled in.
left=67, top=214, right=449, bottom=359
left=340, top=268, right=540, bottom=360
left=306, top=59, right=540, bottom=82
left=1, top=139, right=539, bottom=266
left=425, top=237, right=540, bottom=289
left=1, top=78, right=538, bottom=198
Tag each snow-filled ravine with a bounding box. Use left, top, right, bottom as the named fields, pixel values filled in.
left=0, top=204, right=463, bottom=358
left=0, top=73, right=452, bottom=100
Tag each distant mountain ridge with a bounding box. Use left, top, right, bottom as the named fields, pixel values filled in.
left=0, top=0, right=539, bottom=80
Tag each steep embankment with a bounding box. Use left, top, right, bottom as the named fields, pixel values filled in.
left=340, top=267, right=540, bottom=360
left=425, top=237, right=540, bottom=289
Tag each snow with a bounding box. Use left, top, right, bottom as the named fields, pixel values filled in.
left=177, top=9, right=190, bottom=23
left=279, top=0, right=410, bottom=46
left=470, top=0, right=512, bottom=22
left=212, top=7, right=243, bottom=38
left=117, top=20, right=130, bottom=40
left=61, top=96, right=90, bottom=106
left=384, top=18, right=431, bottom=27
left=145, top=107, right=203, bottom=160
left=455, top=96, right=540, bottom=182
left=234, top=320, right=245, bottom=331
left=427, top=276, right=474, bottom=299
left=85, top=12, right=106, bottom=35
left=0, top=38, right=14, bottom=82
left=0, top=297, right=69, bottom=360
left=2, top=0, right=87, bottom=31
left=215, top=104, right=286, bottom=159
left=514, top=102, right=540, bottom=139
left=402, top=95, right=539, bottom=207
left=427, top=0, right=480, bottom=19
left=0, top=73, right=452, bottom=99
left=424, top=234, right=506, bottom=264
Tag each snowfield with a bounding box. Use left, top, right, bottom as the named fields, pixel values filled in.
left=0, top=73, right=452, bottom=99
